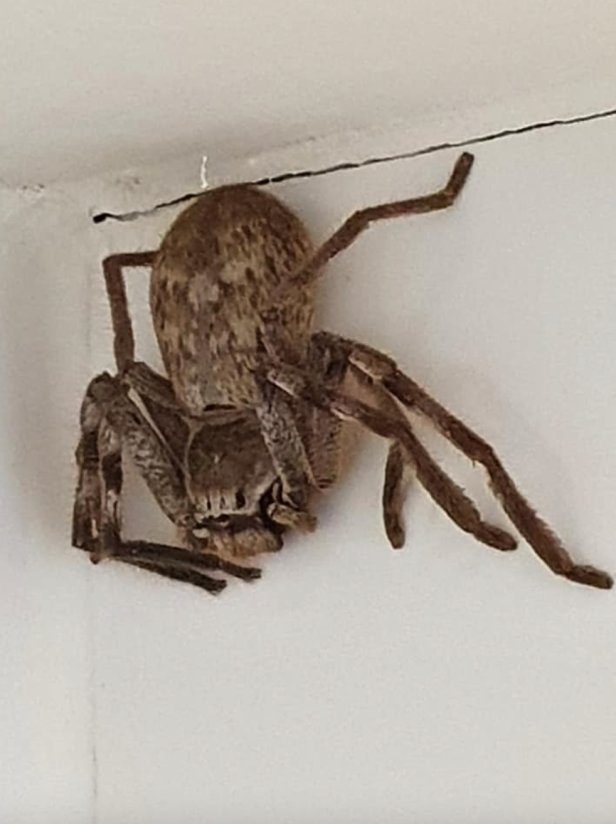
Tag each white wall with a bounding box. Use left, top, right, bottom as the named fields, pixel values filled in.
left=4, top=108, right=616, bottom=822
left=4, top=1, right=616, bottom=185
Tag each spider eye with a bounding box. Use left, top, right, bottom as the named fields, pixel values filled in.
left=235, top=490, right=246, bottom=509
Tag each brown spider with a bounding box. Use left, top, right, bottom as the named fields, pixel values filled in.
left=72, top=152, right=612, bottom=593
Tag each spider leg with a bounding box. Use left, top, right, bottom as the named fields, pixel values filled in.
left=348, top=361, right=413, bottom=549
left=382, top=442, right=408, bottom=549
left=72, top=409, right=103, bottom=554
left=283, top=152, right=473, bottom=293
left=72, top=386, right=230, bottom=593
left=263, top=359, right=518, bottom=554
left=88, top=372, right=193, bottom=526
left=289, top=332, right=409, bottom=546
left=326, top=335, right=613, bottom=590
left=72, top=374, right=261, bottom=592
left=106, top=541, right=260, bottom=587
left=122, top=361, right=181, bottom=411
left=120, top=361, right=191, bottom=460
left=302, top=333, right=348, bottom=491
left=255, top=331, right=407, bottom=538
left=102, top=251, right=157, bottom=370
left=255, top=378, right=317, bottom=514
left=101, top=254, right=194, bottom=467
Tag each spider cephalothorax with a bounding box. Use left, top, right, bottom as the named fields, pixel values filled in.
left=73, top=152, right=612, bottom=592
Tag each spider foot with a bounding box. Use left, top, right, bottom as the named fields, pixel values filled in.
left=564, top=564, right=613, bottom=590
left=385, top=518, right=405, bottom=550
left=219, top=561, right=263, bottom=582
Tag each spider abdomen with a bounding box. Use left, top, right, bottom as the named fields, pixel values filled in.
left=150, top=184, right=315, bottom=412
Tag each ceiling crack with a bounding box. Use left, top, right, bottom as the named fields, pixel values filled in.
left=92, top=103, right=616, bottom=225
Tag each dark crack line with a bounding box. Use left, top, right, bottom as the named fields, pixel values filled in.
left=92, top=103, right=616, bottom=224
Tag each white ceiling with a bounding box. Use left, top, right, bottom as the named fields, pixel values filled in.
left=3, top=0, right=616, bottom=186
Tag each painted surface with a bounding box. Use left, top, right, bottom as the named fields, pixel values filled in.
left=3, top=1, right=616, bottom=184
left=3, top=112, right=616, bottom=821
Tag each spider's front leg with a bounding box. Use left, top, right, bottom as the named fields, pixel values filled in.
left=255, top=378, right=316, bottom=520
left=72, top=373, right=260, bottom=593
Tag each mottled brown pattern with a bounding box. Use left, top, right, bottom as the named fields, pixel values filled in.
left=151, top=184, right=314, bottom=411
